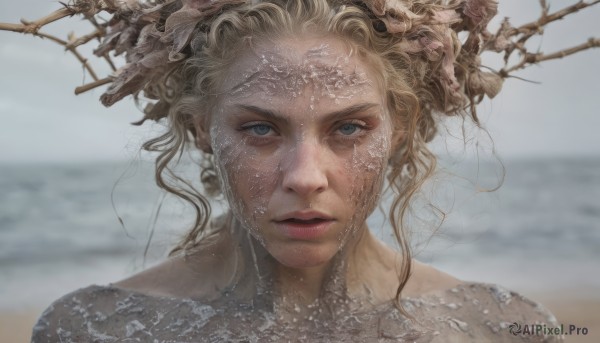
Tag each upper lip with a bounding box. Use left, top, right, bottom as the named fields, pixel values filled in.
left=273, top=210, right=334, bottom=222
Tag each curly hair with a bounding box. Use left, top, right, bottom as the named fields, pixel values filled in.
left=116, top=0, right=496, bottom=313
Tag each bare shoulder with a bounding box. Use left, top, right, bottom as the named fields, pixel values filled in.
left=112, top=254, right=202, bottom=297
left=404, top=281, right=563, bottom=342
left=31, top=282, right=224, bottom=343
left=451, top=282, right=561, bottom=328
left=114, top=242, right=236, bottom=301
left=398, top=262, right=562, bottom=341
left=114, top=217, right=237, bottom=300
left=31, top=285, right=124, bottom=342
left=402, top=259, right=462, bottom=297
left=30, top=214, right=237, bottom=343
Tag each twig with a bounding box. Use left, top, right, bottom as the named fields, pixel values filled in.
left=1, top=8, right=104, bottom=81
left=15, top=7, right=75, bottom=33
left=85, top=15, right=105, bottom=31
left=69, top=46, right=100, bottom=81
left=0, top=22, right=70, bottom=45
left=539, top=0, right=550, bottom=18
left=508, top=0, right=600, bottom=36
left=74, top=77, right=113, bottom=95
left=104, top=55, right=118, bottom=71
left=66, top=29, right=103, bottom=49
left=65, top=32, right=100, bottom=80
left=31, top=31, right=68, bottom=46
left=482, top=0, right=600, bottom=81
left=502, top=38, right=600, bottom=74
left=503, top=74, right=542, bottom=84
left=535, top=38, right=600, bottom=62
left=0, top=0, right=598, bottom=105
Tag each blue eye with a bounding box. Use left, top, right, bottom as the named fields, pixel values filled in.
left=250, top=124, right=272, bottom=136
left=338, top=123, right=359, bottom=135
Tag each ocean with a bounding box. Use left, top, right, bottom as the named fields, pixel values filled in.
left=1, top=157, right=599, bottom=311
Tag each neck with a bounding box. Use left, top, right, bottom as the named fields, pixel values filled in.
left=274, top=261, right=330, bottom=304
left=272, top=223, right=370, bottom=302
left=224, top=218, right=399, bottom=318
left=230, top=220, right=399, bottom=318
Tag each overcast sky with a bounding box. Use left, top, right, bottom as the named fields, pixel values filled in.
left=0, top=0, right=599, bottom=163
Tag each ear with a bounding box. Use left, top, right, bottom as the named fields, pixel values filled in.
left=193, top=115, right=213, bottom=154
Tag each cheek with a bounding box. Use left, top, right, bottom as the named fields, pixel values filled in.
left=212, top=132, right=279, bottom=231
left=342, top=130, right=391, bottom=219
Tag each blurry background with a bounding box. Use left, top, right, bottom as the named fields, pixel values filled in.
left=1, top=0, right=599, bottom=342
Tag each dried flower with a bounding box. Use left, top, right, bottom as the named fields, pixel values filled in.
left=2, top=0, right=597, bottom=121
left=463, top=0, right=498, bottom=29
left=469, top=70, right=503, bottom=98
left=162, top=8, right=204, bottom=61
left=363, top=0, right=422, bottom=33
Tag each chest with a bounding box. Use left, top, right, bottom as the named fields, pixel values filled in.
left=85, top=301, right=433, bottom=342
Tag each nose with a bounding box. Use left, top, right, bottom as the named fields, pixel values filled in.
left=281, top=139, right=328, bottom=197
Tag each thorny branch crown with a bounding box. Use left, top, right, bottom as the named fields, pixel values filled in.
left=1, top=0, right=598, bottom=126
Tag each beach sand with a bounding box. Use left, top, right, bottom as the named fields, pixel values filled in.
left=1, top=293, right=598, bottom=342
left=0, top=309, right=41, bottom=343
left=535, top=296, right=600, bottom=343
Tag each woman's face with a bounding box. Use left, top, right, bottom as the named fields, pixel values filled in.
left=209, top=35, right=393, bottom=269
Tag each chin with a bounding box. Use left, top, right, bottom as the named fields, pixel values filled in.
left=268, top=242, right=338, bottom=269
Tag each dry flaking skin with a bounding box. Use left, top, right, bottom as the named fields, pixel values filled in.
left=228, top=43, right=370, bottom=107
left=31, top=281, right=563, bottom=342
left=206, top=37, right=394, bottom=318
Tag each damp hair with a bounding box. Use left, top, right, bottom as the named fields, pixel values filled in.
left=141, top=0, right=464, bottom=315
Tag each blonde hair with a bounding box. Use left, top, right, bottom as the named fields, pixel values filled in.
left=139, top=0, right=469, bottom=313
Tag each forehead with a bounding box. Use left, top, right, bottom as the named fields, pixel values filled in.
left=217, top=35, right=383, bottom=109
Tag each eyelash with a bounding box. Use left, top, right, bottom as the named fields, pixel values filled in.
left=239, top=120, right=370, bottom=143
left=239, top=122, right=276, bottom=144
left=333, top=120, right=369, bottom=141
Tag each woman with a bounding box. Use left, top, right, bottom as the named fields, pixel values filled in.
left=17, top=0, right=570, bottom=341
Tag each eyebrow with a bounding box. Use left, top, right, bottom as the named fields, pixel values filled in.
left=234, top=103, right=380, bottom=123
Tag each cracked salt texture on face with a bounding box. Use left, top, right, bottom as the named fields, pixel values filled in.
left=206, top=36, right=392, bottom=291
left=228, top=43, right=370, bottom=108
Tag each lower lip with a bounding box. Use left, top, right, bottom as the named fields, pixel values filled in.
left=274, top=220, right=335, bottom=240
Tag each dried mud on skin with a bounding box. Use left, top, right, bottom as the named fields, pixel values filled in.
left=32, top=281, right=561, bottom=342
